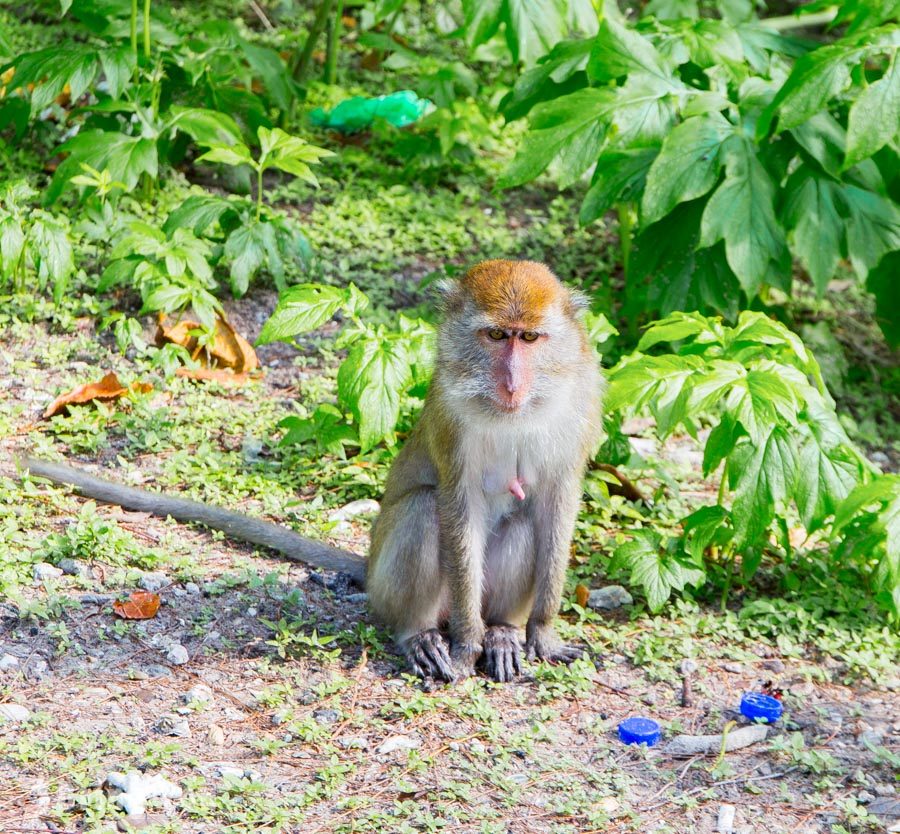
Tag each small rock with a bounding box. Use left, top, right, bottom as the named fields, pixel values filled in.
left=761, top=659, right=785, bottom=673
left=154, top=715, right=191, bottom=737
left=207, top=724, right=225, bottom=746
left=314, top=709, right=340, bottom=724
left=858, top=791, right=876, bottom=803
left=722, top=662, right=742, bottom=674
left=377, top=735, right=421, bottom=754
left=215, top=765, right=246, bottom=779
left=0, top=704, right=31, bottom=722
left=876, top=784, right=897, bottom=797
left=0, top=654, right=19, bottom=671
left=80, top=592, right=116, bottom=604
left=345, top=593, right=368, bottom=605
left=597, top=797, right=618, bottom=814
left=470, top=740, right=486, bottom=755
left=246, top=607, right=258, bottom=617
left=181, top=685, right=213, bottom=706
left=139, top=572, right=168, bottom=593
left=184, top=582, right=200, bottom=595
left=587, top=585, right=633, bottom=611
left=859, top=730, right=884, bottom=747
left=58, top=558, right=92, bottom=579
left=117, top=813, right=167, bottom=831
left=32, top=562, right=63, bottom=582
left=330, top=499, right=380, bottom=521
left=338, top=737, right=369, bottom=750
left=144, top=664, right=172, bottom=679
left=165, top=644, right=189, bottom=666
left=641, top=692, right=658, bottom=706
left=242, top=437, right=265, bottom=463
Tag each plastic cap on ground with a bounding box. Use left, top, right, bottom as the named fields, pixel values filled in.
left=740, top=692, right=783, bottom=723
left=617, top=717, right=662, bottom=746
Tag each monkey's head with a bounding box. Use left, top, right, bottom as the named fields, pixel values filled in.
left=437, top=260, right=591, bottom=418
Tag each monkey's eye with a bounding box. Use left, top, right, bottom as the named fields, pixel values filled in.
left=487, top=328, right=506, bottom=341
left=521, top=331, right=540, bottom=342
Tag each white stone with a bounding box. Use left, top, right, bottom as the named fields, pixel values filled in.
left=0, top=654, right=20, bottom=671
left=139, top=572, right=168, bottom=593
left=166, top=644, right=189, bottom=665
left=105, top=770, right=182, bottom=816
left=32, top=562, right=63, bottom=582
left=377, top=735, right=421, bottom=754
left=587, top=585, right=633, bottom=611
left=330, top=499, right=381, bottom=521
left=717, top=804, right=736, bottom=833
left=0, top=704, right=30, bottom=722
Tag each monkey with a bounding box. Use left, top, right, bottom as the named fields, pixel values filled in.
left=21, top=259, right=604, bottom=683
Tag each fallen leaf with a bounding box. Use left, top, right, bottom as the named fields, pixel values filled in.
left=131, top=381, right=154, bottom=395
left=44, top=372, right=127, bottom=418
left=575, top=584, right=590, bottom=607
left=175, top=367, right=250, bottom=386
left=156, top=315, right=259, bottom=373
left=113, top=591, right=161, bottom=620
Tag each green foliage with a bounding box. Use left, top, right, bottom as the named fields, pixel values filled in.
left=0, top=182, right=75, bottom=302
left=497, top=0, right=900, bottom=340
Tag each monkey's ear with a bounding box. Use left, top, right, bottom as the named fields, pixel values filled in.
left=436, top=279, right=466, bottom=314
left=566, top=288, right=589, bottom=313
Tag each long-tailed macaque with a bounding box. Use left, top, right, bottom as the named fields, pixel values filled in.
left=22, top=260, right=603, bottom=683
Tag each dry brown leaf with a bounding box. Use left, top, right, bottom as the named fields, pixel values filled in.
left=44, top=372, right=127, bottom=418
left=113, top=591, right=161, bottom=620
left=575, top=584, right=590, bottom=608
left=156, top=315, right=259, bottom=373
left=175, top=367, right=250, bottom=386
left=131, top=381, right=154, bottom=395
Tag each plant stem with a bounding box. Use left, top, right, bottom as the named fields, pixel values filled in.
left=764, top=8, right=837, bottom=30
left=143, top=0, right=151, bottom=59
left=291, top=0, right=335, bottom=84
left=324, top=0, right=344, bottom=85
left=256, top=166, right=264, bottom=221
left=130, top=0, right=138, bottom=60
left=615, top=202, right=635, bottom=280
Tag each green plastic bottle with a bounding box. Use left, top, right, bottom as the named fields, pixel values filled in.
left=309, top=90, right=432, bottom=133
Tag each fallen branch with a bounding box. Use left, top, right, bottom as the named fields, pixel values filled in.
left=663, top=723, right=768, bottom=757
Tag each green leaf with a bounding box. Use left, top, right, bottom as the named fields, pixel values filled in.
left=500, top=88, right=615, bottom=187
left=257, top=127, right=332, bottom=184
left=225, top=223, right=267, bottom=296
left=338, top=335, right=412, bottom=449
left=462, top=0, right=503, bottom=48
left=608, top=72, right=680, bottom=148
left=195, top=143, right=254, bottom=169
left=580, top=147, right=658, bottom=224
left=29, top=215, right=74, bottom=302
left=588, top=0, right=669, bottom=82
left=840, top=184, right=900, bottom=280
left=682, top=505, right=731, bottom=562
left=168, top=106, right=244, bottom=146
left=98, top=46, right=135, bottom=100
left=699, top=136, right=788, bottom=296
left=504, top=0, right=569, bottom=66
left=46, top=131, right=158, bottom=204
left=257, top=284, right=349, bottom=345
left=782, top=168, right=842, bottom=294
left=9, top=45, right=99, bottom=110
left=611, top=529, right=706, bottom=612
left=643, top=0, right=699, bottom=20
left=641, top=115, right=731, bottom=224
left=637, top=311, right=714, bottom=351
left=0, top=216, right=25, bottom=275
left=867, top=250, right=900, bottom=347
left=847, top=58, right=900, bottom=168
left=238, top=40, right=293, bottom=110
left=163, top=195, right=241, bottom=237
left=728, top=427, right=798, bottom=548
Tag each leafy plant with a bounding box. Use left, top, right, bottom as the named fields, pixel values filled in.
left=496, top=0, right=900, bottom=340
left=163, top=126, right=330, bottom=295
left=0, top=181, right=76, bottom=302
left=258, top=282, right=434, bottom=450
left=606, top=311, right=877, bottom=612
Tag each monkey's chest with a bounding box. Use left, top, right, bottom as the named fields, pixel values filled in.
left=480, top=454, right=537, bottom=528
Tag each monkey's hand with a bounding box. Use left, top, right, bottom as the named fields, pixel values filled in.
left=449, top=642, right=482, bottom=680
left=404, top=630, right=456, bottom=682
left=525, top=621, right=586, bottom=665
left=482, top=624, right=522, bottom=683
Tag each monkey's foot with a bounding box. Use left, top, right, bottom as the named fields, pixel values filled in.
left=482, top=624, right=522, bottom=683
left=404, top=629, right=455, bottom=682
left=449, top=642, right=482, bottom=680
left=525, top=623, right=586, bottom=665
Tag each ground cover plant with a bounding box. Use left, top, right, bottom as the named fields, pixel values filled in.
left=0, top=0, right=899, bottom=832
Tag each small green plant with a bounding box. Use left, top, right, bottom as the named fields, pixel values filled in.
left=0, top=181, right=75, bottom=302
left=264, top=619, right=343, bottom=661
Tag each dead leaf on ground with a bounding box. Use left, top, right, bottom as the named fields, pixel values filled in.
left=113, top=591, right=161, bottom=620
left=575, top=584, right=590, bottom=607
left=156, top=315, right=259, bottom=373
left=175, top=367, right=250, bottom=386
left=44, top=372, right=126, bottom=418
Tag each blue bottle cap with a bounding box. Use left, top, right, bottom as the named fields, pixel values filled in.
left=740, top=692, right=783, bottom=723
left=617, top=717, right=662, bottom=746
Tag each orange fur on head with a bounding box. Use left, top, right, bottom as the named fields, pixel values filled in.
left=461, top=260, right=565, bottom=330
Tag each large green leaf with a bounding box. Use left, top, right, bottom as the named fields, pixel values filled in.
left=641, top=115, right=732, bottom=224
left=782, top=169, right=843, bottom=295
left=840, top=184, right=900, bottom=280
left=845, top=53, right=900, bottom=169
left=257, top=284, right=349, bottom=345
left=338, top=335, right=412, bottom=449
left=98, top=46, right=136, bottom=101
left=500, top=88, right=615, bottom=187
left=608, top=72, right=680, bottom=147
left=580, top=147, right=658, bottom=224
left=610, top=529, right=706, bottom=612
left=867, top=250, right=900, bottom=346
left=46, top=131, right=158, bottom=204
left=462, top=0, right=504, bottom=48
left=168, top=107, right=244, bottom=146
left=163, top=195, right=242, bottom=237
left=7, top=45, right=99, bottom=110
left=587, top=0, right=669, bottom=82
left=699, top=136, right=788, bottom=296
left=225, top=223, right=267, bottom=297
left=0, top=216, right=25, bottom=276
left=505, top=0, right=569, bottom=65
left=728, top=427, right=798, bottom=547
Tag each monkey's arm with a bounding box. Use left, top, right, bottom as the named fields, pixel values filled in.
left=20, top=457, right=366, bottom=585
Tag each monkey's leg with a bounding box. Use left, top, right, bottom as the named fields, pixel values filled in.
left=367, top=488, right=454, bottom=681
left=481, top=514, right=534, bottom=682
left=525, top=479, right=587, bottom=665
